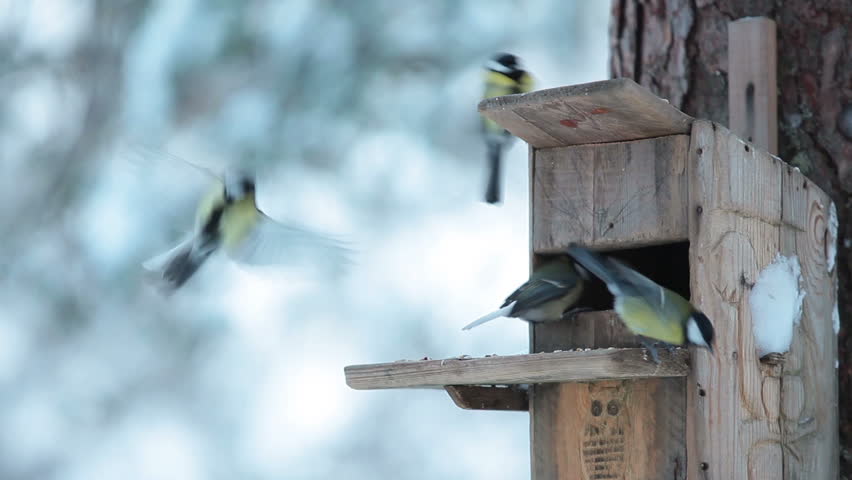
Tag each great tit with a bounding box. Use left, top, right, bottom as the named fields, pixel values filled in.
left=481, top=52, right=534, bottom=204
left=566, top=245, right=715, bottom=361
left=143, top=166, right=350, bottom=293
left=462, top=256, right=586, bottom=330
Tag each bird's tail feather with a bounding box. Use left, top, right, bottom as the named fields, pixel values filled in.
left=484, top=143, right=502, bottom=204
left=142, top=237, right=210, bottom=293
left=161, top=247, right=208, bottom=290
left=142, top=235, right=194, bottom=273
left=566, top=245, right=622, bottom=296
left=462, top=302, right=516, bottom=330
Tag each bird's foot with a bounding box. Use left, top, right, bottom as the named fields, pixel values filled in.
left=640, top=339, right=662, bottom=364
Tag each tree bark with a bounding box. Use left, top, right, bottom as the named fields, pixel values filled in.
left=610, top=0, right=852, bottom=476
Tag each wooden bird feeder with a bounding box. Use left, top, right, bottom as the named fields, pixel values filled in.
left=344, top=55, right=839, bottom=477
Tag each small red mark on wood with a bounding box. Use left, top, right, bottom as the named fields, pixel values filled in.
left=590, top=107, right=610, bottom=115
left=560, top=119, right=580, bottom=128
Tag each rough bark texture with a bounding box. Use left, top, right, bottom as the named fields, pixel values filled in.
left=610, top=0, right=852, bottom=476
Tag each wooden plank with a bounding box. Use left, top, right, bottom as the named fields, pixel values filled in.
left=478, top=78, right=694, bottom=148
left=687, top=120, right=784, bottom=480
left=728, top=17, right=778, bottom=155
left=444, top=385, right=528, bottom=411
left=344, top=348, right=689, bottom=390
left=533, top=379, right=686, bottom=480
left=530, top=312, right=686, bottom=480
left=532, top=310, right=642, bottom=353
left=779, top=165, right=840, bottom=480
left=532, top=135, right=690, bottom=253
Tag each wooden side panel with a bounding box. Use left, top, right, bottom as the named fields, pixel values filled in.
left=534, top=380, right=686, bottom=480
left=530, top=313, right=686, bottom=479
left=687, top=120, right=784, bottom=480
left=533, top=311, right=641, bottom=354
left=534, top=146, right=596, bottom=248
left=478, top=78, right=694, bottom=148
left=532, top=135, right=690, bottom=253
left=779, top=165, right=840, bottom=480
left=728, top=18, right=778, bottom=155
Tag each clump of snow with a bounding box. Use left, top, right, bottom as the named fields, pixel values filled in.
left=833, top=301, right=841, bottom=335
left=827, top=202, right=838, bottom=272
left=750, top=254, right=806, bottom=357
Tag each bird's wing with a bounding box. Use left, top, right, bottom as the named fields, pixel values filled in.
left=568, top=245, right=662, bottom=304
left=567, top=246, right=624, bottom=295
left=502, top=276, right=578, bottom=315
left=121, top=143, right=223, bottom=190
left=606, top=258, right=667, bottom=310
left=617, top=295, right=685, bottom=345
left=226, top=212, right=353, bottom=276
left=118, top=143, right=225, bottom=230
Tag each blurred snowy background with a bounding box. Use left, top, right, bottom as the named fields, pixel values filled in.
left=0, top=1, right=609, bottom=478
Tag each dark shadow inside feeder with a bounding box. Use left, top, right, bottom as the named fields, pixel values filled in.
left=586, top=242, right=691, bottom=308
left=534, top=242, right=690, bottom=311
left=531, top=242, right=691, bottom=353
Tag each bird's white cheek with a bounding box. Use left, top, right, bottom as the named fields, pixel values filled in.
left=687, top=320, right=708, bottom=347
left=485, top=60, right=513, bottom=74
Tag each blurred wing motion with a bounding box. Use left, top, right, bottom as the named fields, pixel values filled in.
left=566, top=244, right=692, bottom=346
left=133, top=145, right=353, bottom=293
left=119, top=142, right=227, bottom=231
left=225, top=212, right=353, bottom=276
left=120, top=143, right=223, bottom=196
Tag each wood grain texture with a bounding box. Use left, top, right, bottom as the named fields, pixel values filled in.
left=530, top=311, right=687, bottom=480
left=611, top=1, right=849, bottom=474
left=344, top=348, right=689, bottom=390
left=532, top=310, right=643, bottom=354
left=728, top=17, right=778, bottom=155
left=532, top=135, right=689, bottom=253
left=478, top=78, right=694, bottom=148
left=779, top=164, right=840, bottom=480
left=444, top=385, right=529, bottom=411
left=687, top=120, right=782, bottom=480
left=533, top=379, right=686, bottom=480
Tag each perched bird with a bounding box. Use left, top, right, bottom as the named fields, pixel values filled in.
left=481, top=52, right=534, bottom=204
left=142, top=165, right=350, bottom=293
left=462, top=256, right=586, bottom=330
left=566, top=244, right=715, bottom=362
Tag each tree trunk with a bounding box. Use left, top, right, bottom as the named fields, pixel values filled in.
left=609, top=0, right=852, bottom=476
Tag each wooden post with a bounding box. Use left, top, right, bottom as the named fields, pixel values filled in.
left=728, top=17, right=778, bottom=155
